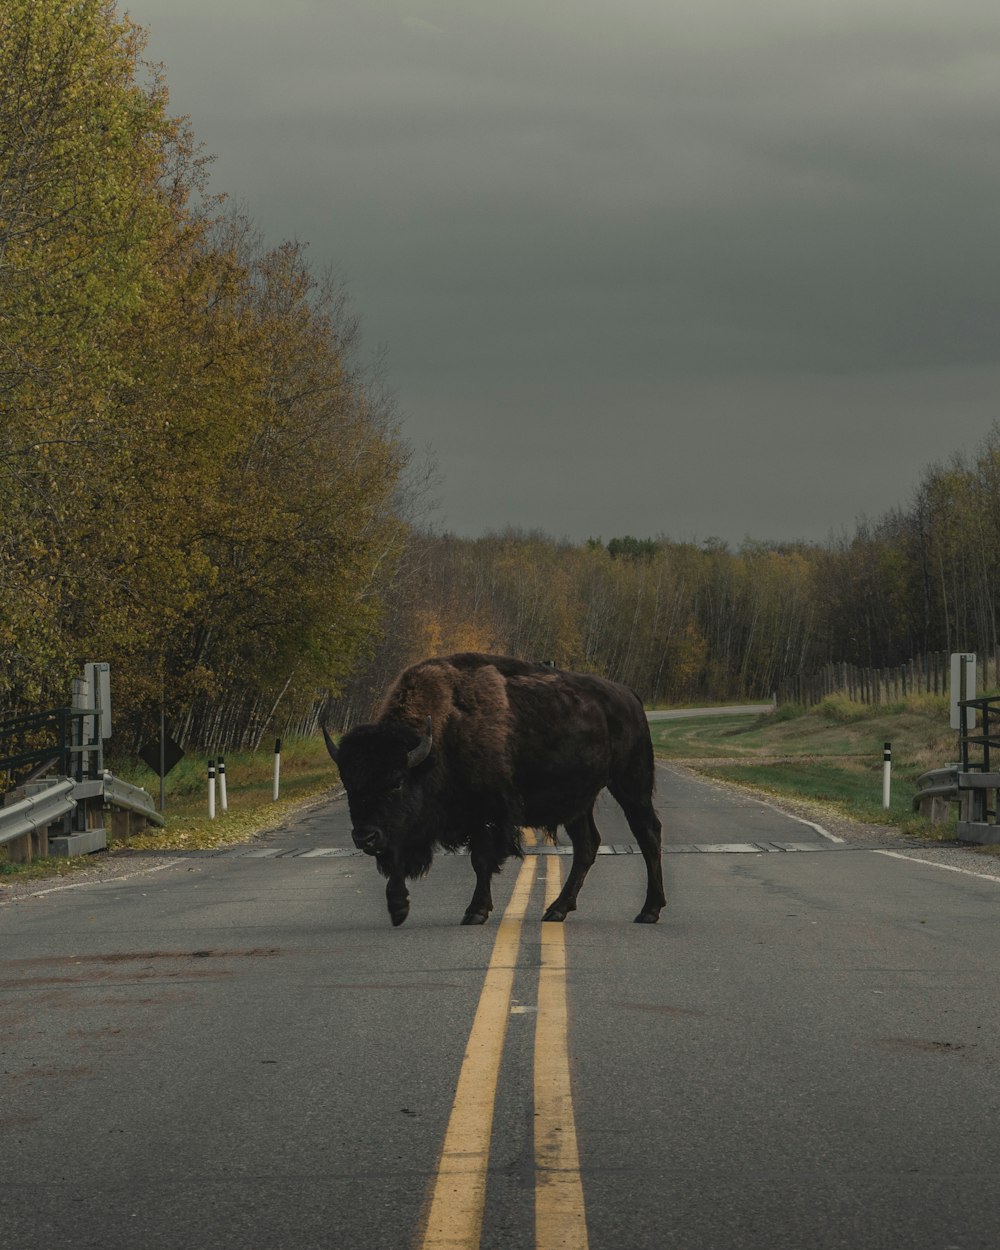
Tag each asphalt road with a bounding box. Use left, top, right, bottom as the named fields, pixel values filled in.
left=3, top=767, right=1000, bottom=1249
left=646, top=705, right=773, bottom=720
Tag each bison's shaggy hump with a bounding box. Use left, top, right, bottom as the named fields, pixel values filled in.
left=378, top=653, right=516, bottom=791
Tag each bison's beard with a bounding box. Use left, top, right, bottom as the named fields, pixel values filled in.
left=373, top=820, right=522, bottom=883
left=374, top=841, right=435, bottom=881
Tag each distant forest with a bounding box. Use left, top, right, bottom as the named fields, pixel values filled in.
left=3, top=3, right=998, bottom=753
left=331, top=438, right=1000, bottom=728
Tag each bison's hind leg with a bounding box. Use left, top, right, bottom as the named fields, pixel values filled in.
left=542, top=809, right=599, bottom=922
left=620, top=799, right=665, bottom=924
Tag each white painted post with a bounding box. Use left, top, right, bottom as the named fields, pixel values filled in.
left=208, top=758, right=216, bottom=819
left=882, top=742, right=891, bottom=809
left=273, top=738, right=281, bottom=801
left=218, top=756, right=228, bottom=813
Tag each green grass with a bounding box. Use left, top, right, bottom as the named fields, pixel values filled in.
left=117, top=735, right=337, bottom=811
left=112, top=734, right=340, bottom=851
left=696, top=758, right=930, bottom=833
left=649, top=710, right=880, bottom=759
left=653, top=696, right=959, bottom=839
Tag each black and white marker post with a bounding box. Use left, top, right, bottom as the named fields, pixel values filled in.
left=218, top=756, right=228, bottom=814
left=208, top=758, right=216, bottom=820
left=273, top=738, right=281, bottom=801
left=882, top=742, right=892, bottom=809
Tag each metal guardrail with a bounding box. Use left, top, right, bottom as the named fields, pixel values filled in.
left=0, top=772, right=163, bottom=862
left=911, top=697, right=1000, bottom=842
left=912, top=766, right=960, bottom=810
left=100, top=772, right=164, bottom=827
left=0, top=779, right=76, bottom=849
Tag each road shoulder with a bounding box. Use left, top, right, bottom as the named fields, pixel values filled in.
left=659, top=757, right=1000, bottom=881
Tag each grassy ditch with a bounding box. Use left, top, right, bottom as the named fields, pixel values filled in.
left=0, top=735, right=341, bottom=885
left=651, top=694, right=960, bottom=838
left=116, top=734, right=340, bottom=849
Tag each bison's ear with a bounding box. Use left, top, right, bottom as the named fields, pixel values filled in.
left=321, top=723, right=340, bottom=764
left=407, top=716, right=433, bottom=768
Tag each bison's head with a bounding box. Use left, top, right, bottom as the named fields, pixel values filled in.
left=323, top=718, right=433, bottom=857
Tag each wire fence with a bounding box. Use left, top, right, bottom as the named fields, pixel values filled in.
left=776, top=650, right=1000, bottom=708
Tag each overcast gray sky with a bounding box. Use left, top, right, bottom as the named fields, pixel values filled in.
left=129, top=0, right=1000, bottom=546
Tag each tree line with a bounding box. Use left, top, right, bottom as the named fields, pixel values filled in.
left=333, top=428, right=1000, bottom=723
left=1, top=2, right=411, bottom=753
left=4, top=4, right=997, bottom=760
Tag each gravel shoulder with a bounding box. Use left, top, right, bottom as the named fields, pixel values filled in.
left=0, top=850, right=186, bottom=905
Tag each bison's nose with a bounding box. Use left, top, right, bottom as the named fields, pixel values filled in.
left=352, top=825, right=383, bottom=854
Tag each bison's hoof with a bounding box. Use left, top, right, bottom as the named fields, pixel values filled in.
left=633, top=910, right=660, bottom=924
left=389, top=908, right=410, bottom=927
left=461, top=911, right=489, bottom=925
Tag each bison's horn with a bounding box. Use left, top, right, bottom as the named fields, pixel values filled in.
left=321, top=722, right=339, bottom=764
left=407, top=716, right=433, bottom=768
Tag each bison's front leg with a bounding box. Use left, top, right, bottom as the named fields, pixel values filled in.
left=462, top=843, right=498, bottom=925
left=385, top=871, right=410, bottom=927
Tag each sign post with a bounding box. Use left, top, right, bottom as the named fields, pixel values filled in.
left=139, top=725, right=185, bottom=812
left=950, top=653, right=977, bottom=731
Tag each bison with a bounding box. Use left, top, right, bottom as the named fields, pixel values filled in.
left=323, top=652, right=665, bottom=927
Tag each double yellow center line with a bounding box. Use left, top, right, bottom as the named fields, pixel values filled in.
left=417, top=852, right=588, bottom=1250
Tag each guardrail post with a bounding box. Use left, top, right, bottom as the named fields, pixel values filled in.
left=70, top=678, right=89, bottom=830
left=208, top=758, right=216, bottom=819
left=882, top=742, right=891, bottom=809
left=218, top=756, right=228, bottom=813
left=273, top=738, right=281, bottom=801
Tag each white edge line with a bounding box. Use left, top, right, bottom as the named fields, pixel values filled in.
left=0, top=858, right=184, bottom=904
left=757, top=800, right=844, bottom=844
left=872, top=849, right=1000, bottom=884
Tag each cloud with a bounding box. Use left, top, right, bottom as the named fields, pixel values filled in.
left=132, top=0, right=1000, bottom=542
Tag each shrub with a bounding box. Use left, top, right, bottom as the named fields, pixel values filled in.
left=771, top=702, right=807, bottom=723
left=897, top=693, right=949, bottom=717
left=812, top=694, right=870, bottom=723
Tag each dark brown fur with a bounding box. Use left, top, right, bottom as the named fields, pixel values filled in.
left=325, top=653, right=666, bottom=927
